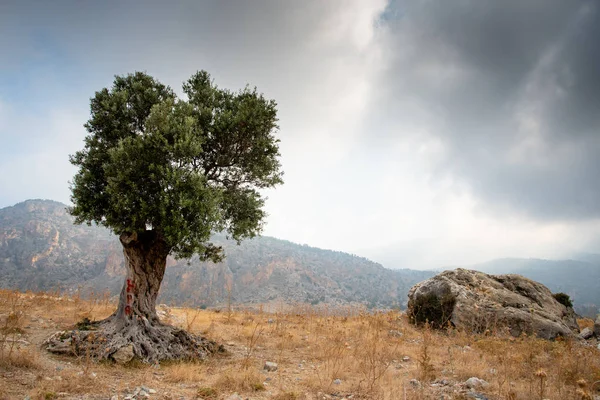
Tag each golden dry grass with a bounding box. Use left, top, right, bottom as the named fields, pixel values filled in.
left=578, top=318, right=595, bottom=330
left=0, top=288, right=599, bottom=400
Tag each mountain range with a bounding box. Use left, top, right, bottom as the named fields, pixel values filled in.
left=0, top=200, right=433, bottom=309
left=466, top=258, right=600, bottom=316
left=1, top=199, right=599, bottom=316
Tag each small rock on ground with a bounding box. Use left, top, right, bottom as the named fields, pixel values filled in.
left=389, top=329, right=403, bottom=337
left=467, top=393, right=489, bottom=400
left=112, top=344, right=135, bottom=364
left=580, top=327, right=594, bottom=339
left=264, top=361, right=278, bottom=371
left=465, top=377, right=489, bottom=389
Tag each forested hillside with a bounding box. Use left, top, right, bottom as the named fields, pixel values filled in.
left=0, top=200, right=433, bottom=309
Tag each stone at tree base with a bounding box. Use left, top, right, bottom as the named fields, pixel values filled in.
left=112, top=344, right=135, bottom=364
left=579, top=327, right=594, bottom=340
left=407, top=269, right=579, bottom=339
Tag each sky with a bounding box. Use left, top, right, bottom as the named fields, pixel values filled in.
left=1, top=0, right=599, bottom=269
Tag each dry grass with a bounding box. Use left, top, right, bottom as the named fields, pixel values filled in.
left=0, top=289, right=599, bottom=400
left=272, top=391, right=306, bottom=400
left=578, top=318, right=595, bottom=330
left=214, top=368, right=266, bottom=393
left=163, top=361, right=207, bottom=383
left=0, top=290, right=42, bottom=370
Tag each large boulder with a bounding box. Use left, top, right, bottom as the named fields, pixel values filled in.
left=594, top=314, right=600, bottom=337
left=407, top=269, right=579, bottom=339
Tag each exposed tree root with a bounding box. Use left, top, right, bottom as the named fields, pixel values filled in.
left=45, top=315, right=224, bottom=363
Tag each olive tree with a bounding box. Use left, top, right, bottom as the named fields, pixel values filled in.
left=59, top=71, right=282, bottom=362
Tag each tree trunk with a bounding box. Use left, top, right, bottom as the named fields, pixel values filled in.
left=114, top=230, right=169, bottom=325
left=45, top=230, right=223, bottom=363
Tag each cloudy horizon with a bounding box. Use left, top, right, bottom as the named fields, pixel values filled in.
left=1, top=1, right=599, bottom=270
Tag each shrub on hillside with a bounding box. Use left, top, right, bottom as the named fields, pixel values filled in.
left=553, top=292, right=573, bottom=308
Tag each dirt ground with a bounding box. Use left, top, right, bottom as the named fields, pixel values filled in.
left=1, top=289, right=599, bottom=400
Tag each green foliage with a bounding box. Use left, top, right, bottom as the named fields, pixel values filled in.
left=553, top=292, right=573, bottom=308
left=70, top=71, right=283, bottom=261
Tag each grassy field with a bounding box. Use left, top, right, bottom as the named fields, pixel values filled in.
left=0, top=289, right=599, bottom=400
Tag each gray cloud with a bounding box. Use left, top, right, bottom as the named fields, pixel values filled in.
left=377, top=0, right=600, bottom=220
left=2, top=0, right=600, bottom=268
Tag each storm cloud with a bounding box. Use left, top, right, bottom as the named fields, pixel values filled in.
left=1, top=1, right=600, bottom=268
left=377, top=0, right=600, bottom=221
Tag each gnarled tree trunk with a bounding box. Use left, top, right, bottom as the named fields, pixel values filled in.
left=45, top=231, right=222, bottom=363
left=114, top=230, right=168, bottom=325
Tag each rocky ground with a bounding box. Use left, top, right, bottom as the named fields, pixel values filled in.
left=1, top=289, right=600, bottom=400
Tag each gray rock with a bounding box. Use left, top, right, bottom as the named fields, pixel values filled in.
left=465, top=377, right=489, bottom=389
left=333, top=379, right=342, bottom=385
left=156, top=304, right=183, bottom=325
left=580, top=327, right=594, bottom=339
left=467, top=393, right=489, bottom=400
left=402, top=356, right=410, bottom=362
left=112, top=344, right=135, bottom=364
left=264, top=361, right=278, bottom=372
left=389, top=329, right=403, bottom=337
left=407, top=269, right=580, bottom=339
left=594, top=315, right=600, bottom=337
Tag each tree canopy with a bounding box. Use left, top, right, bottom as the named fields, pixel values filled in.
left=70, top=71, right=283, bottom=262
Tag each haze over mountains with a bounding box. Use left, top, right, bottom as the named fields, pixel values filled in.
left=1, top=199, right=599, bottom=316
left=466, top=258, right=600, bottom=316
left=0, top=200, right=432, bottom=309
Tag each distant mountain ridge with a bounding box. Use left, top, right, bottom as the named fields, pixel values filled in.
left=0, top=200, right=434, bottom=309
left=467, top=258, right=600, bottom=316
left=3, top=200, right=598, bottom=315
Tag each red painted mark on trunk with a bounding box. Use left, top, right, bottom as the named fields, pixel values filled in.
left=125, top=279, right=135, bottom=316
